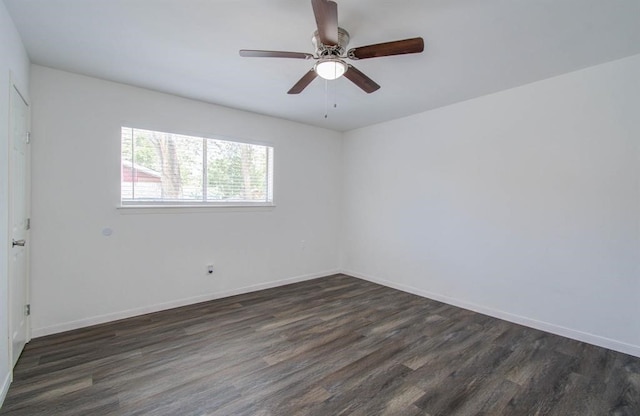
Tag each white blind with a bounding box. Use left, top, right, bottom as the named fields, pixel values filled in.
left=121, top=127, right=274, bottom=205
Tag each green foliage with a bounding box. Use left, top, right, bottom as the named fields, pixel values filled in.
left=207, top=141, right=267, bottom=200
left=121, top=128, right=133, bottom=163
left=134, top=135, right=159, bottom=171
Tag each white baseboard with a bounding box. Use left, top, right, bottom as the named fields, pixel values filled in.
left=0, top=371, right=10, bottom=410
left=342, top=269, right=640, bottom=358
left=32, top=269, right=339, bottom=338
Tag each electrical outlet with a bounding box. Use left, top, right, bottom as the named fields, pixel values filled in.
left=300, top=240, right=306, bottom=250
left=207, top=265, right=214, bottom=274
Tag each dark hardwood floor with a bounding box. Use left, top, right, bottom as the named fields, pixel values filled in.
left=1, top=274, right=639, bottom=415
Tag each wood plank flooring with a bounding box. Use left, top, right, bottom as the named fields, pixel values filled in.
left=1, top=274, right=639, bottom=415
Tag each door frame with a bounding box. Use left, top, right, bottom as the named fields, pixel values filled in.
left=7, top=72, right=31, bottom=373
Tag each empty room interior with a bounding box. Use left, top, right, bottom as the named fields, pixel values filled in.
left=1, top=0, right=639, bottom=415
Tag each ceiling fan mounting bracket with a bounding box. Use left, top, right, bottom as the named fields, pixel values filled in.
left=312, top=27, right=350, bottom=57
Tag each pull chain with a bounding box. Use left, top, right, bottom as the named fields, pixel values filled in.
left=324, top=79, right=338, bottom=119
left=324, top=79, right=329, bottom=119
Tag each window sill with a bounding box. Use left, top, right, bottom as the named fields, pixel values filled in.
left=117, top=204, right=276, bottom=214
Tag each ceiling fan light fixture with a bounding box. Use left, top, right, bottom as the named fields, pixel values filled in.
left=315, top=58, right=347, bottom=80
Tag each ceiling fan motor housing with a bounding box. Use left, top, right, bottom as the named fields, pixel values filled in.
left=312, top=27, right=350, bottom=57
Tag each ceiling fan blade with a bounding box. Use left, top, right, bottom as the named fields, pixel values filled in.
left=343, top=65, right=380, bottom=93
left=348, top=37, right=424, bottom=60
left=311, top=0, right=339, bottom=46
left=288, top=69, right=318, bottom=94
left=239, top=50, right=314, bottom=60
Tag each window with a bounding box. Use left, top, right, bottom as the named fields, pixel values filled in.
left=121, top=127, right=273, bottom=206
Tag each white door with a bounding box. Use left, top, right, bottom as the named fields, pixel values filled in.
left=9, top=82, right=30, bottom=367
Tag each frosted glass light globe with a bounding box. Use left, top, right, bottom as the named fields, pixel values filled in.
left=315, top=59, right=347, bottom=80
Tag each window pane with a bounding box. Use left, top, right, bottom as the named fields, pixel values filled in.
left=206, top=140, right=271, bottom=202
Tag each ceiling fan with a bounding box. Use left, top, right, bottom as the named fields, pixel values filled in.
left=239, top=0, right=424, bottom=94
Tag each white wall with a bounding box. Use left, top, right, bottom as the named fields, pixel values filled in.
left=29, top=65, right=342, bottom=337
left=342, top=54, right=640, bottom=357
left=0, top=0, right=30, bottom=405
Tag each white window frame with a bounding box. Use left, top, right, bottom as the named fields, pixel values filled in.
left=120, top=126, right=274, bottom=209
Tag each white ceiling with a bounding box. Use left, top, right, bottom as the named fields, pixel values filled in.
left=4, top=0, right=640, bottom=131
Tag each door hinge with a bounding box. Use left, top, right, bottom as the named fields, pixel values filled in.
left=26, top=218, right=31, bottom=230
left=26, top=132, right=31, bottom=144
left=25, top=304, right=31, bottom=316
